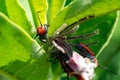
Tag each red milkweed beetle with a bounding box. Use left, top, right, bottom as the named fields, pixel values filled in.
left=74, top=43, right=117, bottom=75
left=34, top=11, right=49, bottom=42
left=75, top=43, right=98, bottom=67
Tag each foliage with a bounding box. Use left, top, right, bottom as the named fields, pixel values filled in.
left=0, top=0, right=120, bottom=80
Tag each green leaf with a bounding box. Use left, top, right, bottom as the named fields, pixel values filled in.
left=5, top=0, right=33, bottom=36
left=95, top=47, right=120, bottom=80
left=50, top=62, right=63, bottom=80
left=0, top=13, right=44, bottom=67
left=28, top=0, right=48, bottom=27
left=18, top=0, right=35, bottom=32
left=65, top=0, right=72, bottom=6
left=0, top=55, right=49, bottom=80
left=0, top=0, right=8, bottom=16
left=48, top=0, right=120, bottom=35
left=47, top=0, right=66, bottom=24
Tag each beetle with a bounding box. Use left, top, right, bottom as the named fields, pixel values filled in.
left=75, top=43, right=98, bottom=67
left=34, top=11, right=49, bottom=42
left=74, top=43, right=117, bottom=75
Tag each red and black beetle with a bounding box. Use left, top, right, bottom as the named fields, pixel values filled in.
left=75, top=43, right=98, bottom=66
left=74, top=43, right=117, bottom=76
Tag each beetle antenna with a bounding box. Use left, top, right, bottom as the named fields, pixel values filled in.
left=37, top=11, right=42, bottom=27
left=98, top=64, right=117, bottom=76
